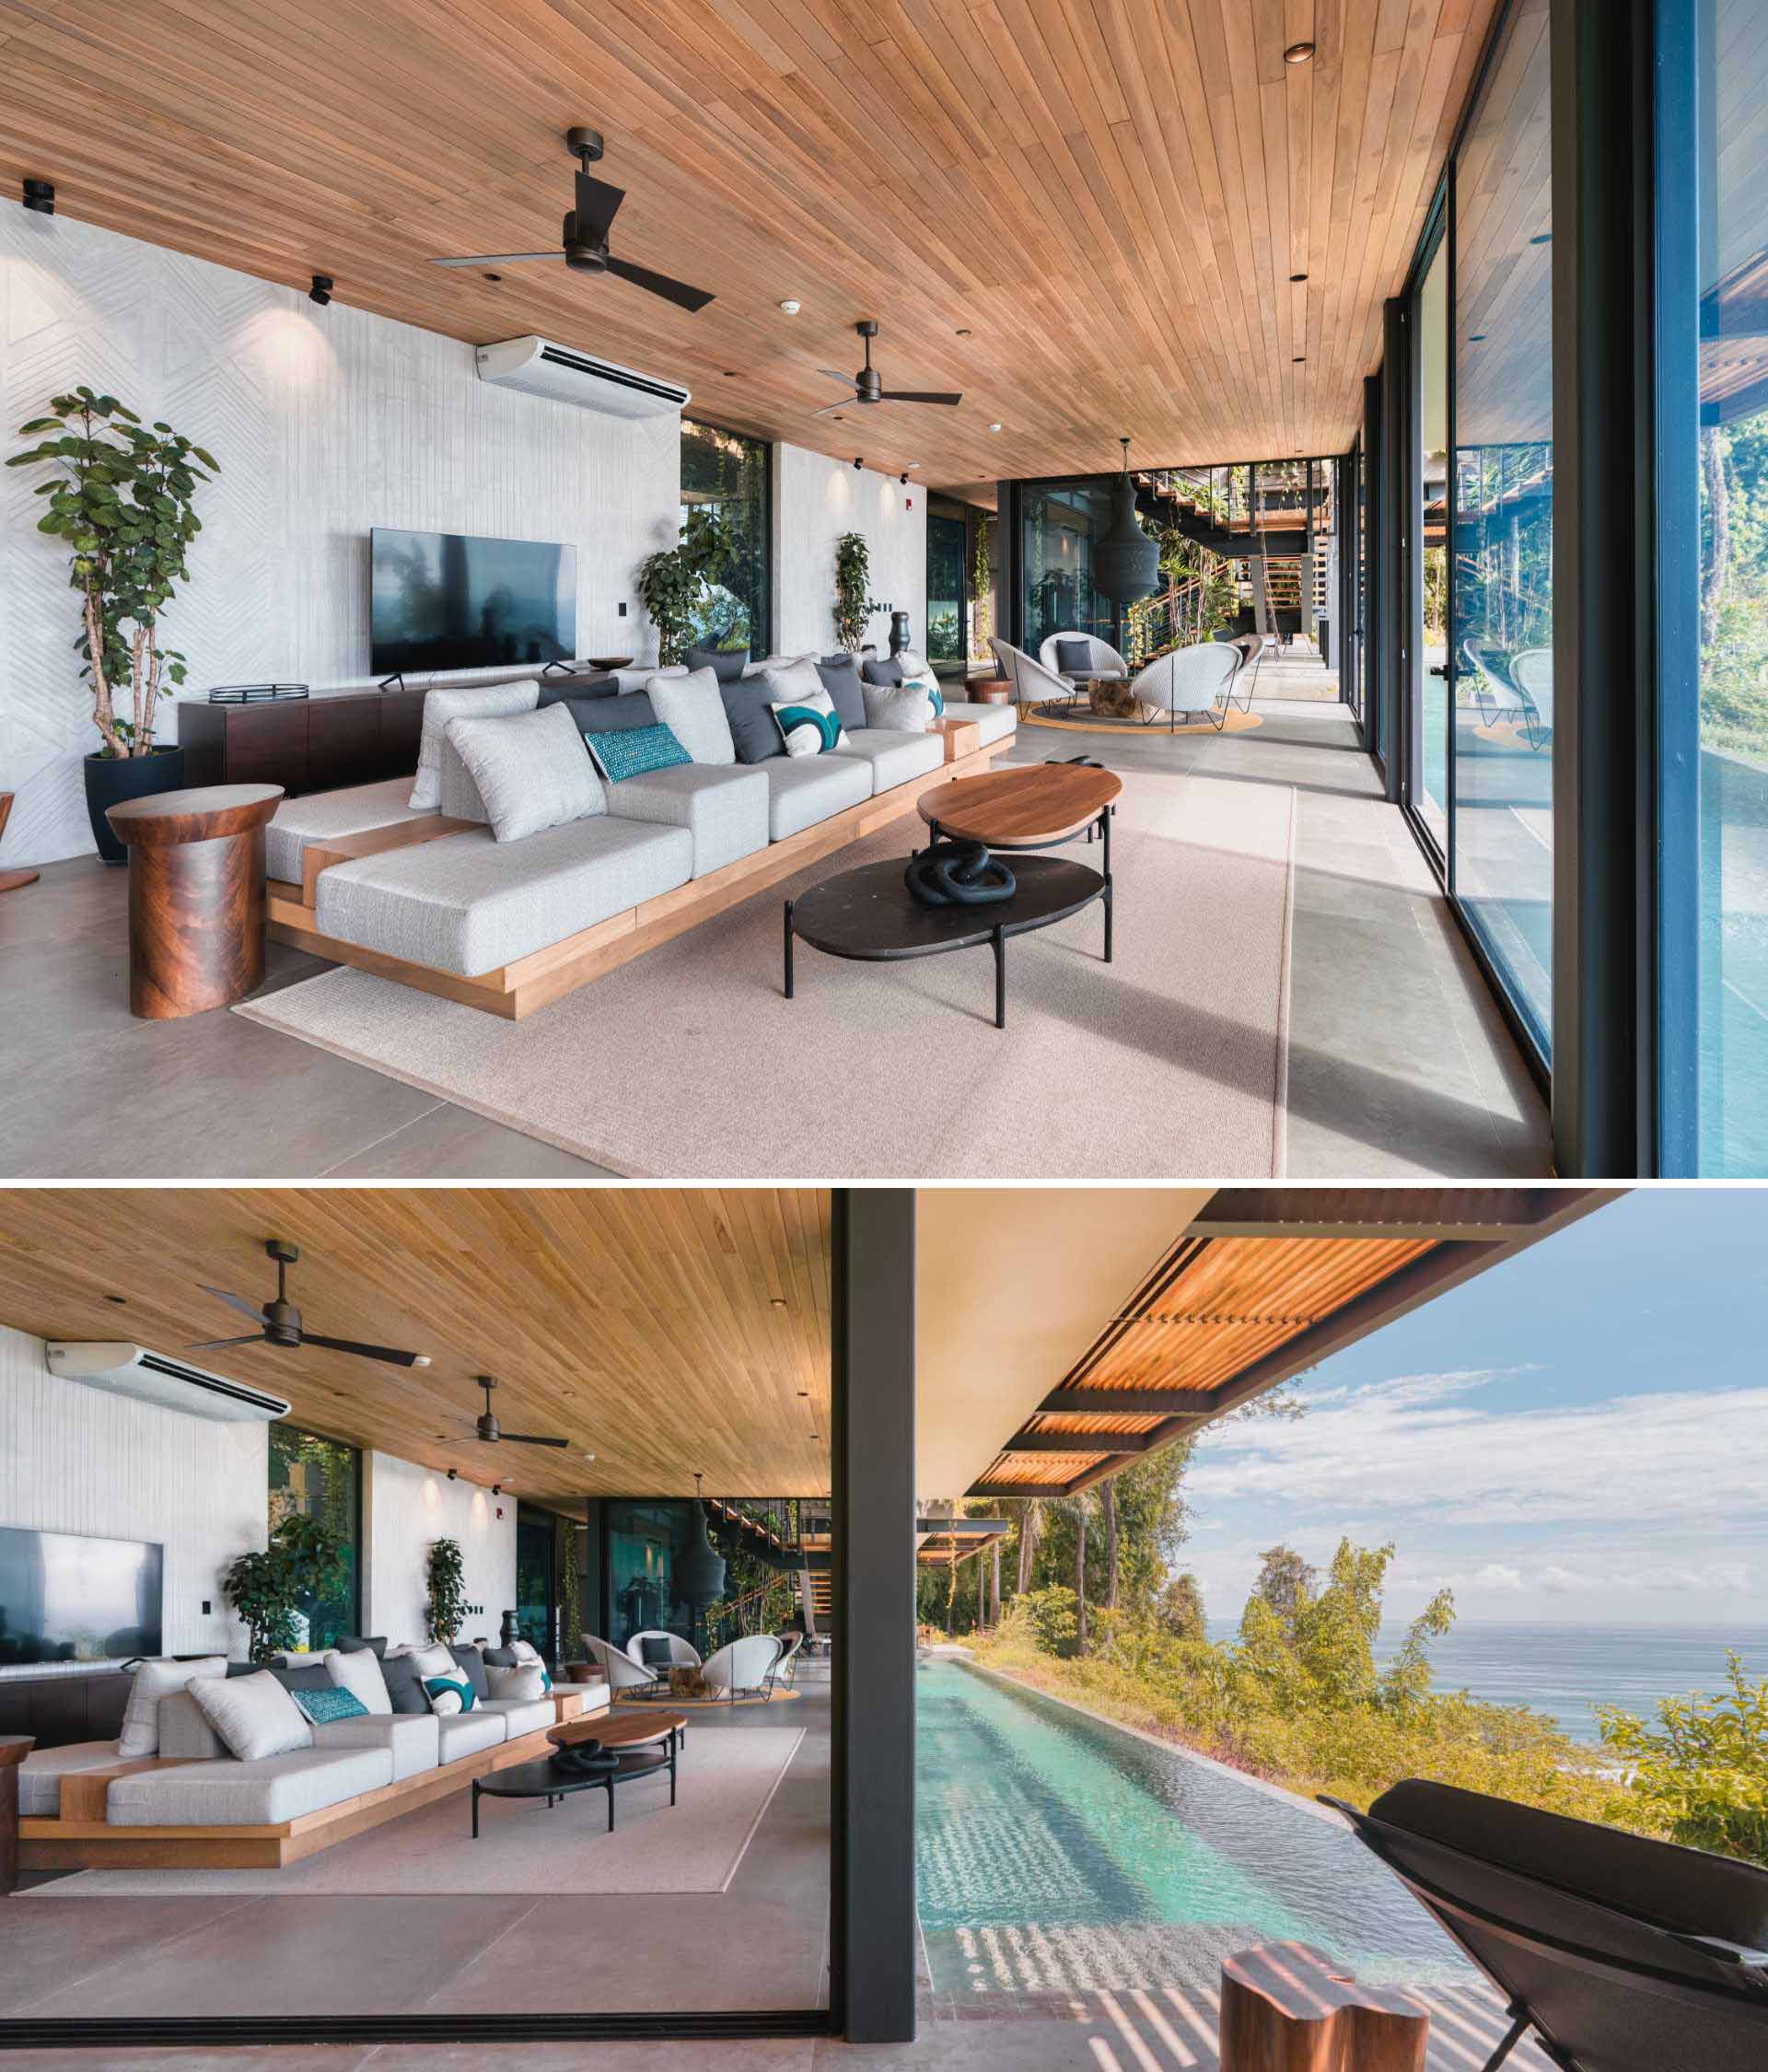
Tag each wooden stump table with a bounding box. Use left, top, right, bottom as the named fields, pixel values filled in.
left=105, top=784, right=284, bottom=1019
left=0, top=1735, right=34, bottom=1895
left=0, top=792, right=38, bottom=895
left=1219, top=1942, right=1428, bottom=2072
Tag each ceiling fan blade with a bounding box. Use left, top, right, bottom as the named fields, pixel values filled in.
left=298, top=1332, right=425, bottom=1367
left=575, top=171, right=626, bottom=245
left=200, top=1285, right=268, bottom=1322
left=878, top=390, right=963, bottom=405
left=817, top=369, right=857, bottom=386
left=184, top=1333, right=265, bottom=1351
left=498, top=1432, right=572, bottom=1449
left=812, top=399, right=852, bottom=418
left=431, top=251, right=564, bottom=267
left=602, top=253, right=714, bottom=312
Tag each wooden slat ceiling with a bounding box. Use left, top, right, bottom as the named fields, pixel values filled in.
left=0, top=0, right=1502, bottom=486
left=0, top=1188, right=831, bottom=1504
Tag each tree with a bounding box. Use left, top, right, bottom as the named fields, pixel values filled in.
left=1101, top=1477, right=1120, bottom=1610
left=1013, top=1496, right=1045, bottom=1596
left=1249, top=1543, right=1317, bottom=1637
left=1070, top=1493, right=1091, bottom=1653
left=1599, top=1653, right=1768, bottom=1862
left=221, top=1514, right=346, bottom=1662
left=1159, top=1571, right=1206, bottom=1642
left=636, top=506, right=741, bottom=665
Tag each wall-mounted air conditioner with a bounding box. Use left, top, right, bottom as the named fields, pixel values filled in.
left=44, top=1344, right=291, bottom=1424
left=474, top=336, right=689, bottom=419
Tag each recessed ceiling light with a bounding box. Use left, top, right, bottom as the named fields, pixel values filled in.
left=1530, top=232, right=1552, bottom=246
left=770, top=1297, right=787, bottom=1308
left=989, top=422, right=1003, bottom=433
left=1289, top=272, right=1309, bottom=284
left=413, top=1356, right=432, bottom=1368
left=582, top=1451, right=597, bottom=1462
left=779, top=298, right=801, bottom=314
left=956, top=327, right=971, bottom=336
left=483, top=272, right=502, bottom=283
left=1470, top=332, right=1487, bottom=342
left=1284, top=41, right=1316, bottom=64
left=1293, top=355, right=1306, bottom=363
left=106, top=1293, right=127, bottom=1304
left=722, top=369, right=739, bottom=377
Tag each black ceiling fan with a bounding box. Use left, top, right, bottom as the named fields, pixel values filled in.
left=187, top=1240, right=430, bottom=1369
left=455, top=1374, right=570, bottom=1450
left=814, top=320, right=961, bottom=414
left=431, top=126, right=714, bottom=313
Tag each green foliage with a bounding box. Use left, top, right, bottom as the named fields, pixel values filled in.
left=1017, top=1585, right=1079, bottom=1655
left=971, top=517, right=993, bottom=656
left=8, top=387, right=218, bottom=757
left=221, top=1514, right=347, bottom=1662
left=637, top=506, right=741, bottom=666
left=425, top=1536, right=468, bottom=1645
left=1598, top=1652, right=1768, bottom=1860
left=833, top=530, right=885, bottom=651
left=1158, top=1572, right=1206, bottom=1641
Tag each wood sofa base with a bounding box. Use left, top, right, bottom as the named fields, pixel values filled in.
left=266, top=738, right=1011, bottom=1019
left=18, top=1706, right=607, bottom=1871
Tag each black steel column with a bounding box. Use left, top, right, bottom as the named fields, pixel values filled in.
left=1378, top=303, right=1408, bottom=802
left=1549, top=0, right=1657, bottom=1174
left=831, top=1188, right=917, bottom=2044
left=1363, top=373, right=1383, bottom=763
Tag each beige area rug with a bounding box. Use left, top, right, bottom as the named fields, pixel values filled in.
left=25, top=1725, right=804, bottom=1898
left=237, top=768, right=1296, bottom=1177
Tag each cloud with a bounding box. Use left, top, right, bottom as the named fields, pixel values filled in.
left=1473, top=1564, right=1524, bottom=1591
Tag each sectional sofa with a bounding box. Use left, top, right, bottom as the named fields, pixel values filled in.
left=16, top=1643, right=611, bottom=1871
left=264, top=654, right=1016, bottom=1019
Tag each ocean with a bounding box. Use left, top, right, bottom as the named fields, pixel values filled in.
left=1204, top=1621, right=1768, bottom=1744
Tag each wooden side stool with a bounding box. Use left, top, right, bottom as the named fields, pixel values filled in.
left=0, top=792, right=38, bottom=894
left=1219, top=1941, right=1428, bottom=2071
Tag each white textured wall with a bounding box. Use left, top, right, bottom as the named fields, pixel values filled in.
left=0, top=209, right=682, bottom=867
left=773, top=446, right=927, bottom=659
left=363, top=1450, right=516, bottom=1649
left=0, top=1321, right=266, bottom=1663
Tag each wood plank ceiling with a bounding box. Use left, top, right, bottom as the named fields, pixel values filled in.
left=0, top=1188, right=832, bottom=1504
left=0, top=0, right=1502, bottom=487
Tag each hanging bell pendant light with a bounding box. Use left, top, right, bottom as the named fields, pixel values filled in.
left=676, top=1472, right=727, bottom=1608
left=1093, top=435, right=1161, bottom=604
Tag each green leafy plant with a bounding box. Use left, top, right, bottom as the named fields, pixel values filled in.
left=221, top=1514, right=347, bottom=1662
left=1599, top=1653, right=1768, bottom=1860
left=971, top=517, right=993, bottom=656
left=636, top=506, right=739, bottom=666
left=8, top=387, right=218, bottom=758
left=426, top=1536, right=468, bottom=1645
left=833, top=530, right=885, bottom=652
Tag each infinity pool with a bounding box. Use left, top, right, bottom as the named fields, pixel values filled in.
left=915, top=1659, right=1475, bottom=1999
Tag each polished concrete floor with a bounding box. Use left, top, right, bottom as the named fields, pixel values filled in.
left=0, top=693, right=1551, bottom=1178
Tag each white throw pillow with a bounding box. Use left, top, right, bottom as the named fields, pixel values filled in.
left=767, top=679, right=848, bottom=758
left=409, top=679, right=540, bottom=810
left=508, top=1638, right=543, bottom=1665
left=861, top=683, right=934, bottom=733
left=407, top=1643, right=457, bottom=1682
left=486, top=1662, right=549, bottom=1702
left=189, top=1670, right=314, bottom=1762
left=647, top=667, right=736, bottom=765
left=117, top=1656, right=228, bottom=1759
left=324, top=1647, right=392, bottom=1717
left=443, top=702, right=605, bottom=841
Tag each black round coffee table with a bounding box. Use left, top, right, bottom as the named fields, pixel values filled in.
left=471, top=1742, right=676, bottom=1836
left=784, top=852, right=1108, bottom=1030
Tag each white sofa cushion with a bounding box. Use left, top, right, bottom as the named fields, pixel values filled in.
left=118, top=1657, right=227, bottom=1759
left=479, top=1695, right=552, bottom=1739
left=312, top=1710, right=440, bottom=1781
left=938, top=699, right=1017, bottom=747
left=265, top=777, right=433, bottom=887
left=861, top=683, right=934, bottom=733
left=762, top=755, right=872, bottom=841
left=436, top=1710, right=506, bottom=1763
left=833, top=728, right=944, bottom=795
left=313, top=819, right=693, bottom=976
left=190, top=1669, right=313, bottom=1762
left=486, top=1662, right=549, bottom=1702
left=324, top=1646, right=392, bottom=1717
left=444, top=701, right=605, bottom=841
left=15, top=1740, right=122, bottom=1817
left=157, top=1689, right=227, bottom=1759
left=411, top=679, right=539, bottom=810
left=604, top=762, right=769, bottom=877
left=106, top=1746, right=392, bottom=1827
left=648, top=667, right=736, bottom=766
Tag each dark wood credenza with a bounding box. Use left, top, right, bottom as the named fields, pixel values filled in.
left=176, top=672, right=617, bottom=797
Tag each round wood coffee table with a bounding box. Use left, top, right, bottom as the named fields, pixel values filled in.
left=105, top=783, right=284, bottom=1019
left=548, top=1709, right=687, bottom=1759
left=919, top=762, right=1122, bottom=851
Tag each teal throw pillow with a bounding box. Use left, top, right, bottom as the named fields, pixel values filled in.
left=293, top=1685, right=368, bottom=1726
left=587, top=722, right=692, bottom=783
left=424, top=1674, right=477, bottom=1714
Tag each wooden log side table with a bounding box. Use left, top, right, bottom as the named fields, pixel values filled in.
left=105, top=784, right=284, bottom=1019
left=0, top=792, right=38, bottom=895
left=1218, top=1941, right=1428, bottom=2071
left=0, top=1735, right=34, bottom=1895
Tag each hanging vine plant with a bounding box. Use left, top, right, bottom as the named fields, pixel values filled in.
left=832, top=530, right=885, bottom=652
left=425, top=1536, right=467, bottom=1645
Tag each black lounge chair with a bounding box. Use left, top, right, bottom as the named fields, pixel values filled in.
left=1322, top=1779, right=1768, bottom=2072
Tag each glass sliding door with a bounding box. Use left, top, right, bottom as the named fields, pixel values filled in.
left=267, top=1424, right=361, bottom=1651
left=1018, top=480, right=1113, bottom=657
left=1413, top=231, right=1452, bottom=853
left=1449, top=0, right=1554, bottom=1057
left=680, top=419, right=772, bottom=658
left=926, top=511, right=967, bottom=669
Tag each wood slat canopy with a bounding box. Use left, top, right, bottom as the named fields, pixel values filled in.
left=917, top=1516, right=1008, bottom=1567
left=0, top=1187, right=831, bottom=1503
left=0, top=0, right=1503, bottom=483
left=967, top=1186, right=1619, bottom=1498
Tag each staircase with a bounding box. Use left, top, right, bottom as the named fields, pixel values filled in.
left=703, top=1496, right=833, bottom=1651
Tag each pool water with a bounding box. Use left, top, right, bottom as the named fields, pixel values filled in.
left=915, top=1660, right=1475, bottom=1999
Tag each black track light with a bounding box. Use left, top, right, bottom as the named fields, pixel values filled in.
left=492, top=1484, right=502, bottom=1497
left=900, top=471, right=909, bottom=484
left=308, top=273, right=334, bottom=307
left=854, top=457, right=864, bottom=470
left=22, top=179, right=55, bottom=215
left=447, top=1467, right=457, bottom=1481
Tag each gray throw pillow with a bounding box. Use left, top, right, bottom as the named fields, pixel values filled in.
left=720, top=675, right=787, bottom=763
left=862, top=684, right=935, bottom=733
left=686, top=646, right=750, bottom=683
left=862, top=656, right=905, bottom=688
left=410, top=679, right=539, bottom=810
left=649, top=667, right=736, bottom=765
left=816, top=655, right=868, bottom=733
left=448, top=1644, right=490, bottom=1700
left=269, top=1661, right=334, bottom=1695
left=118, top=1655, right=227, bottom=1759
left=1056, top=637, right=1096, bottom=675
left=443, top=702, right=606, bottom=839
left=339, top=1635, right=388, bottom=1658
left=550, top=691, right=657, bottom=739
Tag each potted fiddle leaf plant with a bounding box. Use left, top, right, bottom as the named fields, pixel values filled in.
left=8, top=388, right=219, bottom=862
left=832, top=530, right=886, bottom=653
left=426, top=1537, right=467, bottom=1646
left=221, top=1515, right=347, bottom=1663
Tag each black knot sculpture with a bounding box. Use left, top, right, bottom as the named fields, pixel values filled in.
left=906, top=838, right=1016, bottom=908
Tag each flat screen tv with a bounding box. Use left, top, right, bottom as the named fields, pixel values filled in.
left=0, top=1525, right=163, bottom=1667
left=370, top=526, right=576, bottom=676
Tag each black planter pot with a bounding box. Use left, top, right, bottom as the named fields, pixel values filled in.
left=84, top=745, right=187, bottom=865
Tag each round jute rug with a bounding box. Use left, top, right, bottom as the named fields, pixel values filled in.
left=1023, top=702, right=1263, bottom=738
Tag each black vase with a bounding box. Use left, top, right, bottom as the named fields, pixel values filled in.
left=890, top=610, right=912, bottom=657
left=84, top=744, right=187, bottom=865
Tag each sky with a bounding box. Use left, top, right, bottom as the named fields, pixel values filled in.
left=1180, top=1190, right=1768, bottom=1629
